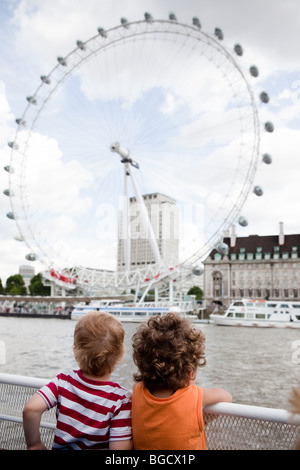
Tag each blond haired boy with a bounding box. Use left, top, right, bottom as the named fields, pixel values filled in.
left=23, top=312, right=132, bottom=450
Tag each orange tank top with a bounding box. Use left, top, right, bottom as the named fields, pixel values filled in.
left=132, top=383, right=206, bottom=450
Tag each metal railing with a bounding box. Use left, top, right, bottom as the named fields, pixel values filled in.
left=0, top=373, right=299, bottom=450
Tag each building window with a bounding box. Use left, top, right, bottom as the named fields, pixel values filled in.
left=282, top=252, right=289, bottom=259
left=255, top=253, right=262, bottom=260
left=212, top=271, right=222, bottom=298
left=247, top=253, right=253, bottom=260
left=231, top=253, right=236, bottom=261
left=274, top=246, right=280, bottom=253
left=264, top=253, right=271, bottom=260
left=214, top=253, right=222, bottom=260
left=284, top=289, right=289, bottom=298
left=239, top=253, right=245, bottom=261
left=257, top=247, right=262, bottom=253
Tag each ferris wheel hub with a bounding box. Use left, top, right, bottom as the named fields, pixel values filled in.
left=110, top=142, right=139, bottom=169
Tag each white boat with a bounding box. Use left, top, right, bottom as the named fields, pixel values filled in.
left=71, top=299, right=184, bottom=322
left=210, top=299, right=300, bottom=328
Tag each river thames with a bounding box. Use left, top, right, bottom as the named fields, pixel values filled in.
left=0, top=316, right=299, bottom=409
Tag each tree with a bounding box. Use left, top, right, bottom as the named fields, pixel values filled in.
left=187, top=286, right=203, bottom=300
left=28, top=273, right=50, bottom=296
left=5, top=274, right=27, bottom=295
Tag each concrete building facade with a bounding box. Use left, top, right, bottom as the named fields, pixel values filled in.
left=204, top=223, right=300, bottom=306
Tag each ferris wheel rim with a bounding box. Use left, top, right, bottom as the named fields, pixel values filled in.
left=6, top=14, right=269, bottom=288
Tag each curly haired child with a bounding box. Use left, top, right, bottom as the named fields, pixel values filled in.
left=23, top=311, right=132, bottom=450
left=131, top=312, right=232, bottom=450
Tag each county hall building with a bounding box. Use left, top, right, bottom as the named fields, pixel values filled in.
left=203, top=223, right=300, bottom=306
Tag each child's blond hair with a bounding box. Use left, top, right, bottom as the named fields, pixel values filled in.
left=73, top=311, right=124, bottom=376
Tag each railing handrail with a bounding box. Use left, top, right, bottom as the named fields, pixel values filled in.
left=204, top=401, right=300, bottom=425
left=0, top=372, right=49, bottom=389
left=1, top=372, right=299, bottom=426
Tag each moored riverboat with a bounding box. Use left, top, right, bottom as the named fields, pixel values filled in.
left=210, top=299, right=300, bottom=328
left=71, top=299, right=192, bottom=322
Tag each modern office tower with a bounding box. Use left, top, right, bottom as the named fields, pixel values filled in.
left=117, top=193, right=179, bottom=271
left=19, top=265, right=35, bottom=287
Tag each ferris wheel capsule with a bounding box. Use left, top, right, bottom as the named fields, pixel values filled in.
left=192, top=17, right=201, bottom=29
left=26, top=96, right=37, bottom=105
left=253, top=185, right=263, bottom=196
left=57, top=56, right=67, bottom=66
left=169, top=13, right=177, bottom=21
left=97, top=27, right=107, bottom=37
left=216, top=242, right=229, bottom=256
left=260, top=91, right=270, bottom=103
left=262, top=153, right=272, bottom=164
left=8, top=141, right=18, bottom=149
left=215, top=28, right=224, bottom=40
left=4, top=165, right=13, bottom=173
left=15, top=118, right=26, bottom=126
left=144, top=12, right=153, bottom=21
left=238, top=216, right=248, bottom=227
left=76, top=40, right=86, bottom=50
left=192, top=265, right=204, bottom=276
left=3, top=189, right=12, bottom=196
left=40, top=75, right=51, bottom=84
left=250, top=66, right=259, bottom=77
left=14, top=234, right=24, bottom=241
left=265, top=121, right=274, bottom=133
left=6, top=212, right=15, bottom=219
left=25, top=253, right=37, bottom=261
left=120, top=17, right=129, bottom=27
left=234, top=44, right=243, bottom=56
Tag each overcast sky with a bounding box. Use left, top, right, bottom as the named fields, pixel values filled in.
left=1, top=0, right=300, bottom=282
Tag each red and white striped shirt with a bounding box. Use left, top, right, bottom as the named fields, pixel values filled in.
left=38, top=369, right=132, bottom=450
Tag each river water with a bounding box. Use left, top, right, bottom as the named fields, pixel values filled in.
left=0, top=316, right=299, bottom=409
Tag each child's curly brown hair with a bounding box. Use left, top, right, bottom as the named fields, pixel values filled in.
left=132, top=312, right=206, bottom=392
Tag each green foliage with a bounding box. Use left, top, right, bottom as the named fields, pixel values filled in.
left=187, top=286, right=203, bottom=300
left=5, top=274, right=27, bottom=295
left=28, top=273, right=51, bottom=296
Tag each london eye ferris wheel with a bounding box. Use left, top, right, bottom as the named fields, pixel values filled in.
left=4, top=13, right=273, bottom=295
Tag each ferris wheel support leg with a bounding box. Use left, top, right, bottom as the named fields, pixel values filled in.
left=138, top=281, right=154, bottom=304
left=123, top=164, right=131, bottom=294
left=127, top=164, right=163, bottom=268
left=155, top=287, right=159, bottom=304
left=169, top=280, right=174, bottom=305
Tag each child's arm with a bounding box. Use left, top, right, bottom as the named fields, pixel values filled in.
left=202, top=387, right=232, bottom=407
left=23, top=393, right=49, bottom=450
left=109, top=439, right=133, bottom=450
